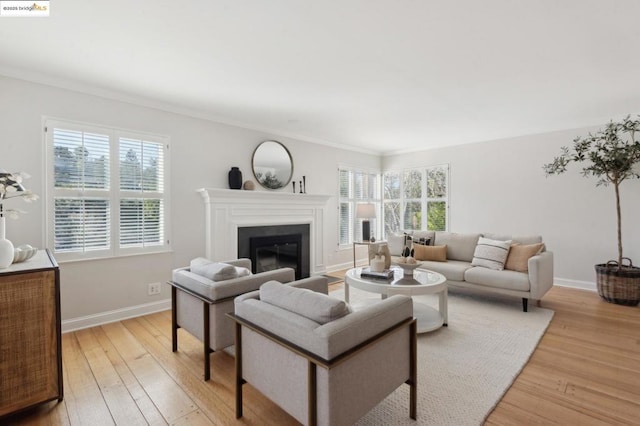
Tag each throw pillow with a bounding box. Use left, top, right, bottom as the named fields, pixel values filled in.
left=504, top=243, right=545, bottom=272
left=387, top=233, right=407, bottom=256
left=235, top=266, right=252, bottom=277
left=259, top=281, right=350, bottom=324
left=471, top=237, right=512, bottom=270
left=412, top=237, right=431, bottom=246
left=413, top=244, right=447, bottom=262
left=190, top=258, right=239, bottom=281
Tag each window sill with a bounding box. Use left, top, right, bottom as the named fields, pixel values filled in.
left=54, top=248, right=173, bottom=264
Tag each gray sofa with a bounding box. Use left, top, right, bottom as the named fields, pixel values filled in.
left=384, top=231, right=554, bottom=311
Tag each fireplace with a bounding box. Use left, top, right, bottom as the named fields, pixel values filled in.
left=238, top=224, right=310, bottom=279
left=251, top=234, right=303, bottom=279
left=198, top=188, right=330, bottom=275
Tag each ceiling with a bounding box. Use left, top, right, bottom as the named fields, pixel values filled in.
left=1, top=0, right=640, bottom=155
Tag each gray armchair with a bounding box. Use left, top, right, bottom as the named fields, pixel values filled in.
left=229, top=278, right=417, bottom=426
left=169, top=258, right=295, bottom=380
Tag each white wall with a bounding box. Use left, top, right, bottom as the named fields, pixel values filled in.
left=383, top=130, right=640, bottom=286
left=4, top=73, right=636, bottom=324
left=0, top=75, right=380, bottom=323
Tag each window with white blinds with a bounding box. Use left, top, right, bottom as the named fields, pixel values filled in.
left=338, top=167, right=381, bottom=246
left=45, top=119, right=170, bottom=261
left=382, top=164, right=449, bottom=238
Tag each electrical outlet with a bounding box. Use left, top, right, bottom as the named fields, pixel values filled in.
left=148, top=282, right=161, bottom=295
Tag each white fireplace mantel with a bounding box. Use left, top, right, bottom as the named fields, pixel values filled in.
left=198, top=188, right=332, bottom=275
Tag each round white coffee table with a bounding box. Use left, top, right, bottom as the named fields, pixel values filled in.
left=345, top=267, right=448, bottom=333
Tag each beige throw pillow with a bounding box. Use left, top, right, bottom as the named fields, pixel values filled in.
left=504, top=243, right=545, bottom=272
left=259, top=281, right=350, bottom=324
left=414, top=244, right=447, bottom=262
left=190, top=258, right=239, bottom=281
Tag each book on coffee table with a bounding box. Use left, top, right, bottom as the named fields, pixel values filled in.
left=360, top=267, right=394, bottom=281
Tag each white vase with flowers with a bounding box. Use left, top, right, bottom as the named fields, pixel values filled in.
left=0, top=171, right=39, bottom=268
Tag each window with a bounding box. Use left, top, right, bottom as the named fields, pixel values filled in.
left=45, top=119, right=170, bottom=261
left=383, top=164, right=449, bottom=237
left=338, top=167, right=381, bottom=245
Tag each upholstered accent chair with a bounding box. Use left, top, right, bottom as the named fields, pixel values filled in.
left=169, top=258, right=295, bottom=380
left=229, top=278, right=417, bottom=426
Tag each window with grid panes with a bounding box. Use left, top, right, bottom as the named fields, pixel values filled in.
left=338, top=168, right=381, bottom=245
left=382, top=165, right=449, bottom=237
left=45, top=119, right=170, bottom=261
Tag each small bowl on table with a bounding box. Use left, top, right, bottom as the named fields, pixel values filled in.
left=12, top=244, right=37, bottom=264
left=392, top=261, right=423, bottom=279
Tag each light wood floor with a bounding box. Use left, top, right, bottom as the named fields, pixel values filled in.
left=5, top=281, right=640, bottom=425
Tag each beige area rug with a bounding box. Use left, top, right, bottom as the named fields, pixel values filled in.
left=329, top=286, right=555, bottom=426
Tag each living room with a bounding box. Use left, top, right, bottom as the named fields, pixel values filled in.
left=1, top=1, right=639, bottom=424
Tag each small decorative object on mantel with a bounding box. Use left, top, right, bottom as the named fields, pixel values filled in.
left=0, top=171, right=39, bottom=269
left=302, top=175, right=306, bottom=193
left=544, top=115, right=640, bottom=306
left=299, top=180, right=303, bottom=193
left=243, top=180, right=255, bottom=191
left=292, top=181, right=296, bottom=193
left=228, top=167, right=243, bottom=190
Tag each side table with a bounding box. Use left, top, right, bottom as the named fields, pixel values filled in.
left=0, top=249, right=63, bottom=418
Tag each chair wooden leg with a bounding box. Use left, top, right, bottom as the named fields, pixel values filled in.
left=235, top=322, right=244, bottom=419
left=171, top=286, right=178, bottom=352
left=308, top=362, right=317, bottom=426
left=410, top=319, right=417, bottom=420
left=203, top=302, right=211, bottom=381
left=522, top=298, right=528, bottom=312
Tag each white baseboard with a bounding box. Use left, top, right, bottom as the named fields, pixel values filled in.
left=326, top=260, right=370, bottom=273
left=62, top=299, right=171, bottom=333
left=554, top=278, right=597, bottom=292
left=325, top=261, right=352, bottom=273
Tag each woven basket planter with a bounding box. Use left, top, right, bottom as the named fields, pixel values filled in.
left=595, top=258, right=640, bottom=306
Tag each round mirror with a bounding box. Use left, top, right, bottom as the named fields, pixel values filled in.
left=252, top=140, right=293, bottom=189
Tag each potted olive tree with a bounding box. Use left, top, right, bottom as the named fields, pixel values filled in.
left=544, top=115, right=640, bottom=306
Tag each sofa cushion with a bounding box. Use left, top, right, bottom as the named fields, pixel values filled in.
left=483, top=233, right=543, bottom=246
left=420, top=260, right=472, bottom=281
left=190, top=258, right=239, bottom=281
left=414, top=244, right=447, bottom=262
left=504, top=243, right=545, bottom=272
left=471, top=237, right=512, bottom=270
left=464, top=267, right=531, bottom=292
left=434, top=232, right=482, bottom=262
left=260, top=281, right=350, bottom=325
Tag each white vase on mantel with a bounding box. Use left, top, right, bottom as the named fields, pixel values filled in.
left=0, top=216, right=15, bottom=269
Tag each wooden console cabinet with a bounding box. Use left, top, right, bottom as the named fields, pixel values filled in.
left=0, top=249, right=63, bottom=418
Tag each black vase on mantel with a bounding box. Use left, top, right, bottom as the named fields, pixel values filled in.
left=228, top=167, right=242, bottom=190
